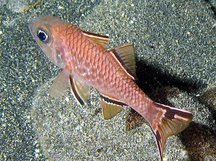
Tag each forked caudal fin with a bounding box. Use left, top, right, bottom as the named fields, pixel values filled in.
left=149, top=102, right=193, bottom=160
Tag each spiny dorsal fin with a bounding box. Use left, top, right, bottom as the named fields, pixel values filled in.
left=82, top=31, right=110, bottom=48
left=100, top=94, right=125, bottom=120
left=48, top=70, right=69, bottom=98
left=111, top=44, right=136, bottom=78
left=69, top=76, right=90, bottom=105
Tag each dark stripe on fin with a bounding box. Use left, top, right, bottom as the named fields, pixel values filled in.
left=100, top=94, right=126, bottom=106
left=150, top=102, right=193, bottom=160
left=69, top=76, right=84, bottom=105
left=69, top=76, right=90, bottom=105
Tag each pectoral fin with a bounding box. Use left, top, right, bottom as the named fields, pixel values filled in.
left=69, top=76, right=90, bottom=105
left=48, top=70, right=69, bottom=98
left=82, top=31, right=110, bottom=48
left=100, top=94, right=125, bottom=120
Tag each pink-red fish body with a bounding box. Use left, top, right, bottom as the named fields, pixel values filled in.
left=29, top=16, right=193, bottom=160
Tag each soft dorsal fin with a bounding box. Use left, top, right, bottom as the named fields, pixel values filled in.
left=100, top=93, right=125, bottom=120
left=69, top=76, right=90, bottom=106
left=111, top=44, right=137, bottom=78
left=82, top=31, right=110, bottom=48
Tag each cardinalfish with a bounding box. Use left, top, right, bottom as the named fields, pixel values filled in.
left=29, top=16, right=193, bottom=160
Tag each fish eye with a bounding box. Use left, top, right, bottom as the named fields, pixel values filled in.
left=37, top=29, right=49, bottom=43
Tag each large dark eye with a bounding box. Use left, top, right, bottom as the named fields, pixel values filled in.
left=37, top=29, right=49, bottom=43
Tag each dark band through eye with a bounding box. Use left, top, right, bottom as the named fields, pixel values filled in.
left=37, top=29, right=49, bottom=43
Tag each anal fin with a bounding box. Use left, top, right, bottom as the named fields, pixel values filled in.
left=100, top=94, right=125, bottom=120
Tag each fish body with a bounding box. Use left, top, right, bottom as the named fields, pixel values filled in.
left=29, top=16, right=193, bottom=160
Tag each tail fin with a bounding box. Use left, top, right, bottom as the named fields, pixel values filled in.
left=150, top=102, right=193, bottom=160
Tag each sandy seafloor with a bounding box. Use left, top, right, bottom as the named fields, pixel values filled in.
left=1, top=0, right=216, bottom=160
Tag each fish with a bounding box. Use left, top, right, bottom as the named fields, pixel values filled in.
left=29, top=16, right=193, bottom=160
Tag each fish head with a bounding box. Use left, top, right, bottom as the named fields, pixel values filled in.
left=29, top=16, right=69, bottom=68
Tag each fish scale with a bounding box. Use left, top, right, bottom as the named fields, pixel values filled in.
left=29, top=16, right=193, bottom=161
left=70, top=29, right=149, bottom=108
